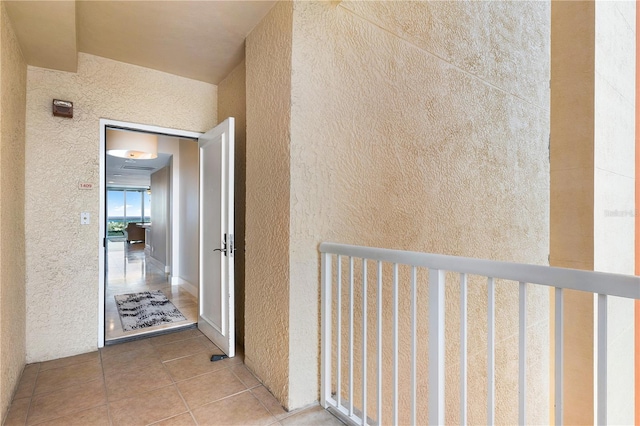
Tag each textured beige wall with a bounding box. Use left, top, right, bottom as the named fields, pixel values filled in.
left=0, top=2, right=26, bottom=420
left=25, top=53, right=217, bottom=362
left=218, top=60, right=247, bottom=347
left=593, top=1, right=635, bottom=424
left=288, top=2, right=550, bottom=419
left=551, top=1, right=636, bottom=423
left=246, top=0, right=550, bottom=417
left=245, top=2, right=292, bottom=406
left=550, top=3, right=595, bottom=424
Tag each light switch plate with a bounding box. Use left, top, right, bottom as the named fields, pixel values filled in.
left=81, top=212, right=90, bottom=225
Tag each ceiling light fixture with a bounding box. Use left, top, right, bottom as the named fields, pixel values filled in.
left=106, top=128, right=158, bottom=160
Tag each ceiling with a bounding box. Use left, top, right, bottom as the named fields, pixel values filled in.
left=106, top=133, right=194, bottom=188
left=106, top=152, right=172, bottom=188
left=4, top=0, right=276, bottom=84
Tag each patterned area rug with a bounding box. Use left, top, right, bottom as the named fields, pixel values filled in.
left=115, top=290, right=186, bottom=331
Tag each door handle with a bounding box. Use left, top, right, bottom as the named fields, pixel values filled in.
left=214, top=235, right=227, bottom=256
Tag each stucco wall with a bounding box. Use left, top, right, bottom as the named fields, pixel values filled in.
left=593, top=1, right=635, bottom=423
left=550, top=3, right=596, bottom=423
left=551, top=2, right=636, bottom=423
left=0, top=2, right=26, bottom=420
left=245, top=1, right=293, bottom=406
left=218, top=60, right=247, bottom=347
left=245, top=0, right=550, bottom=418
left=287, top=2, right=550, bottom=420
left=25, top=53, right=217, bottom=362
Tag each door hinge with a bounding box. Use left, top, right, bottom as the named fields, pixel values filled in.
left=228, top=233, right=234, bottom=258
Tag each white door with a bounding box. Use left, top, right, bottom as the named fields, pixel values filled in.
left=198, top=118, right=235, bottom=357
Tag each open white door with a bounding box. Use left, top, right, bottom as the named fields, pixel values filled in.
left=199, top=118, right=235, bottom=357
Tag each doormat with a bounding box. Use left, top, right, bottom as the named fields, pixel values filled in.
left=115, top=290, right=186, bottom=331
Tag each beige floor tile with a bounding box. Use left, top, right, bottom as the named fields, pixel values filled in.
left=280, top=405, right=344, bottom=426
left=102, top=344, right=160, bottom=374
left=164, top=352, right=227, bottom=382
left=197, top=337, right=224, bottom=355
left=13, top=380, right=35, bottom=401
left=150, top=412, right=197, bottom=426
left=251, top=386, right=290, bottom=420
left=33, top=359, right=103, bottom=395
left=105, top=360, right=173, bottom=402
left=39, top=351, right=100, bottom=372
left=176, top=368, right=247, bottom=409
left=27, top=379, right=107, bottom=425
left=149, top=329, right=202, bottom=347
left=4, top=397, right=30, bottom=426
left=154, top=337, right=209, bottom=362
left=108, top=384, right=187, bottom=426
left=20, top=364, right=40, bottom=381
left=13, top=365, right=40, bottom=400
left=191, top=391, right=277, bottom=426
left=100, top=338, right=153, bottom=359
left=35, top=405, right=110, bottom=426
left=230, top=364, right=261, bottom=389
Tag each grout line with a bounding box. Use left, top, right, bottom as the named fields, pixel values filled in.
left=189, top=388, right=253, bottom=411
left=250, top=388, right=289, bottom=423
left=17, top=363, right=40, bottom=426
left=157, top=347, right=212, bottom=364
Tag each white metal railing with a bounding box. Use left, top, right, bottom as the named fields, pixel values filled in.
left=319, top=242, right=640, bottom=425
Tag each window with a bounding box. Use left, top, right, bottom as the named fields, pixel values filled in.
left=107, top=189, right=151, bottom=235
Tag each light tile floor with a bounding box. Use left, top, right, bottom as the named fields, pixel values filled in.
left=3, top=328, right=343, bottom=426
left=106, top=240, right=198, bottom=341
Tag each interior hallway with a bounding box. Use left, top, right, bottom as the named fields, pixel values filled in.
left=106, top=239, right=198, bottom=341
left=3, top=328, right=343, bottom=425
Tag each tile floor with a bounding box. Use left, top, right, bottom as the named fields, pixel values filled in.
left=106, top=240, right=198, bottom=341
left=3, top=328, right=343, bottom=426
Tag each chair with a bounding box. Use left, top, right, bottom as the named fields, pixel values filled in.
left=124, top=223, right=145, bottom=243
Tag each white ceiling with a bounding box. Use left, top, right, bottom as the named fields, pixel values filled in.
left=106, top=152, right=172, bottom=189
left=4, top=0, right=276, bottom=84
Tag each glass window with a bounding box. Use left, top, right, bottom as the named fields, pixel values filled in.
left=125, top=191, right=143, bottom=224
left=144, top=191, right=151, bottom=223
left=107, top=189, right=149, bottom=234
left=107, top=190, right=125, bottom=235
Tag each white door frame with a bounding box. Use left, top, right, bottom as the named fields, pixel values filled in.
left=98, top=118, right=202, bottom=348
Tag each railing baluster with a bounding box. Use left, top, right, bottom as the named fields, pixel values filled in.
left=519, top=281, right=527, bottom=426
left=377, top=261, right=383, bottom=426
left=597, top=293, right=607, bottom=425
left=392, top=263, right=399, bottom=426
left=555, top=288, right=563, bottom=426
left=411, top=266, right=417, bottom=426
left=337, top=256, right=342, bottom=409
left=318, top=242, right=640, bottom=426
left=362, top=259, right=368, bottom=425
left=320, top=252, right=332, bottom=408
left=487, top=277, right=495, bottom=425
left=349, top=257, right=355, bottom=416
left=460, top=273, right=468, bottom=425
left=429, top=269, right=445, bottom=425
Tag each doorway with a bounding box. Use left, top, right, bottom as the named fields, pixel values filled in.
left=99, top=119, right=203, bottom=346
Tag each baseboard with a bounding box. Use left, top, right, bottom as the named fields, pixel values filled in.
left=171, top=277, right=198, bottom=298
left=147, top=256, right=165, bottom=273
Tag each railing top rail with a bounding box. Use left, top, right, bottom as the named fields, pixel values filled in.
left=320, top=242, right=640, bottom=300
